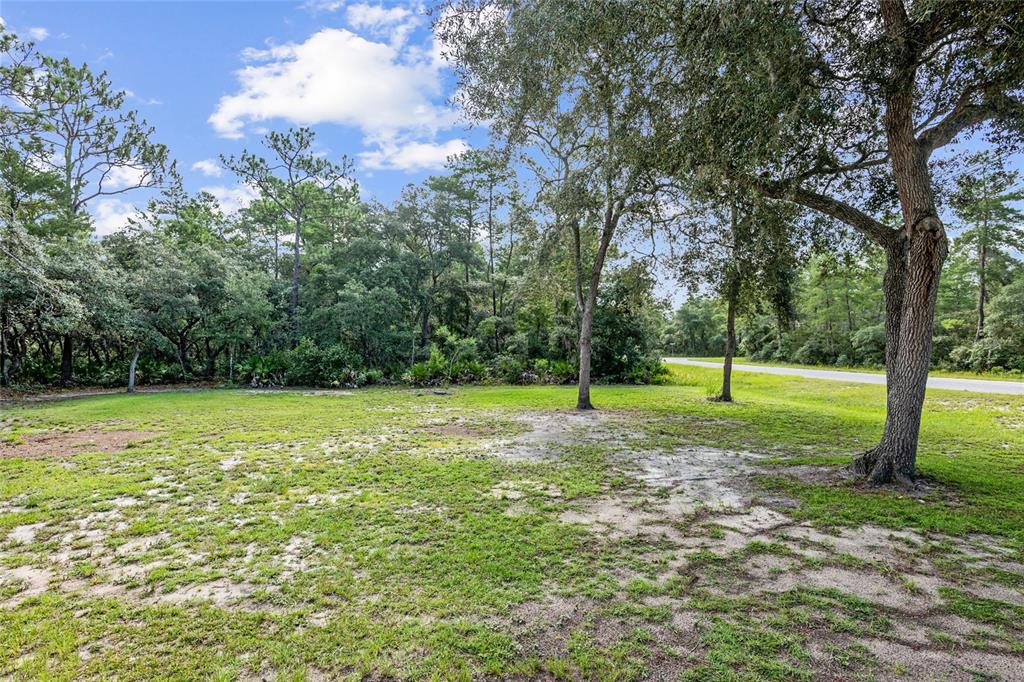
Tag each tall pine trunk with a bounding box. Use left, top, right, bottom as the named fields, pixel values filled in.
left=290, top=218, right=301, bottom=344
left=976, top=241, right=987, bottom=341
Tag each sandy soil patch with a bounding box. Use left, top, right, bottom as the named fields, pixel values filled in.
left=424, top=422, right=499, bottom=438
left=0, top=429, right=156, bottom=459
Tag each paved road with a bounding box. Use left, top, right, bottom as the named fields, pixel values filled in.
left=663, top=357, right=1024, bottom=395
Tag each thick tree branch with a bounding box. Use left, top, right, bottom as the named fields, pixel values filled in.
left=752, top=177, right=898, bottom=248
left=917, top=93, right=1024, bottom=157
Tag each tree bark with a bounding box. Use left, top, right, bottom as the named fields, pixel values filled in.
left=59, top=334, right=73, bottom=386
left=1, top=306, right=8, bottom=388
left=577, top=298, right=597, bottom=410
left=976, top=241, right=987, bottom=341
left=290, top=217, right=302, bottom=344
left=576, top=204, right=622, bottom=410
left=718, top=282, right=737, bottom=402
left=127, top=348, right=140, bottom=393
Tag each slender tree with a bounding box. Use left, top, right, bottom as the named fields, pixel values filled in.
left=438, top=0, right=661, bottom=409
left=222, top=128, right=353, bottom=344
left=673, top=191, right=798, bottom=402
left=950, top=152, right=1024, bottom=341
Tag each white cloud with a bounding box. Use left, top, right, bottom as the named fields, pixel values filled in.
left=201, top=184, right=258, bottom=215
left=302, top=0, right=344, bottom=12
left=191, top=159, right=223, bottom=177
left=106, top=165, right=147, bottom=190
left=92, top=199, right=139, bottom=236
left=345, top=3, right=420, bottom=46
left=346, top=3, right=412, bottom=27
left=210, top=26, right=461, bottom=173
left=27, top=27, right=48, bottom=41
left=360, top=138, right=467, bottom=171
left=210, top=29, right=453, bottom=139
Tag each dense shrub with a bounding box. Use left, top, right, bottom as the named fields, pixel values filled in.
left=949, top=339, right=1024, bottom=373
left=850, top=324, right=886, bottom=366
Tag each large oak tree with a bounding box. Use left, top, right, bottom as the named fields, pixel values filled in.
left=660, top=0, right=1024, bottom=484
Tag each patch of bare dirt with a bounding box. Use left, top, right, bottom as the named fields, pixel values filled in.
left=0, top=565, right=54, bottom=606
left=423, top=422, right=499, bottom=438
left=0, top=429, right=157, bottom=459
left=859, top=637, right=1024, bottom=681
left=504, top=590, right=699, bottom=680
left=150, top=578, right=261, bottom=608
left=485, top=410, right=630, bottom=461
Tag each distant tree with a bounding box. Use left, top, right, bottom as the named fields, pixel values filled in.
left=662, top=299, right=725, bottom=358
left=448, top=148, right=519, bottom=351
left=950, top=152, right=1024, bottom=341
left=222, top=128, right=353, bottom=342
left=0, top=30, right=173, bottom=384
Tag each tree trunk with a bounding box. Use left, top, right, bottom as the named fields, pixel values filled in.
left=127, top=349, right=140, bottom=393
left=975, top=241, right=987, bottom=341
left=1, top=306, right=8, bottom=388
left=204, top=341, right=220, bottom=379
left=290, top=218, right=301, bottom=344
left=852, top=52, right=948, bottom=485
left=718, top=283, right=736, bottom=402
left=176, top=348, right=188, bottom=378
left=59, top=334, right=73, bottom=386
left=576, top=298, right=596, bottom=410
left=852, top=227, right=944, bottom=485
left=576, top=203, right=621, bottom=411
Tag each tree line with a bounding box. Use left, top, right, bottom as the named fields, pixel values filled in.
left=3, top=0, right=1023, bottom=486
left=0, top=31, right=664, bottom=396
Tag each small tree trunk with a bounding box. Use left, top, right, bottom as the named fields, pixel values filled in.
left=718, top=285, right=737, bottom=402
left=576, top=299, right=596, bottom=410
left=1, top=306, right=8, bottom=388
left=576, top=204, right=621, bottom=410
left=60, top=334, right=74, bottom=386
left=176, top=349, right=188, bottom=378
left=975, top=242, right=987, bottom=341
left=290, top=218, right=302, bottom=344
left=127, top=349, right=140, bottom=393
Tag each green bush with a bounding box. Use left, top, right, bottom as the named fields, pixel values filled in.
left=949, top=338, right=1024, bottom=373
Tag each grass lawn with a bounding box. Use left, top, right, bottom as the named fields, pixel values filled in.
left=1, top=365, right=1023, bottom=680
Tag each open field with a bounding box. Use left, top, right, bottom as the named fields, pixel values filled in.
left=1, top=365, right=1023, bottom=681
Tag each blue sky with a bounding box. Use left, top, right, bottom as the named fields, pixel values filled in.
left=1, top=1, right=487, bottom=234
